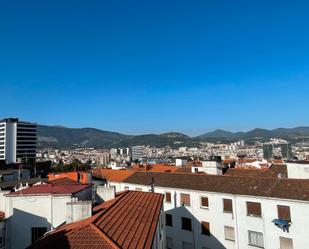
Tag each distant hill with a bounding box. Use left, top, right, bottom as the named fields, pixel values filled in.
left=198, top=127, right=309, bottom=140
left=37, top=124, right=309, bottom=149
left=37, top=125, right=131, bottom=149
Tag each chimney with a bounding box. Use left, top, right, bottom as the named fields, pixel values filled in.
left=202, top=156, right=222, bottom=175
left=66, top=199, right=92, bottom=223
left=96, top=186, right=116, bottom=203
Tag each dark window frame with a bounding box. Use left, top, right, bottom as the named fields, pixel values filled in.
left=181, top=217, right=192, bottom=231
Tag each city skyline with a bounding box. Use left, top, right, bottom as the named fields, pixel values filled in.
left=0, top=0, right=308, bottom=135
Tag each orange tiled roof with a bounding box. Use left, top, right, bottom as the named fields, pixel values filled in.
left=29, top=191, right=164, bottom=249
left=93, top=168, right=134, bottom=182
left=7, top=183, right=91, bottom=196
left=147, top=164, right=178, bottom=172
left=49, top=177, right=81, bottom=185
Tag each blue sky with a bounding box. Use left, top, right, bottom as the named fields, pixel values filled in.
left=0, top=0, right=308, bottom=135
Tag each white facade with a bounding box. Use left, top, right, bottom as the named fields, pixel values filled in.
left=2, top=185, right=92, bottom=249
left=0, top=118, right=37, bottom=164
left=287, top=162, right=309, bottom=179
left=176, top=159, right=187, bottom=167
left=111, top=181, right=309, bottom=249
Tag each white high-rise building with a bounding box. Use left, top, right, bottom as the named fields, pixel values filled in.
left=0, top=118, right=37, bottom=165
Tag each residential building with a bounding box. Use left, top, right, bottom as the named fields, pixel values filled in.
left=28, top=190, right=165, bottom=249
left=2, top=181, right=92, bottom=249
left=103, top=171, right=309, bottom=249
left=0, top=118, right=37, bottom=165
left=131, top=146, right=144, bottom=161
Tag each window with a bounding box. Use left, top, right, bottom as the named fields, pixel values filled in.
left=124, top=186, right=129, bottom=190
left=278, top=205, right=291, bottom=221
left=165, top=192, right=171, bottom=203
left=181, top=217, right=192, bottom=231
left=247, top=202, right=261, bottom=217
left=280, top=237, right=294, bottom=249
left=248, top=231, right=264, bottom=248
left=31, top=227, right=47, bottom=243
left=166, top=214, right=173, bottom=227
left=182, top=241, right=193, bottom=249
left=194, top=167, right=199, bottom=172
left=166, top=236, right=173, bottom=249
left=200, top=196, right=209, bottom=208
left=223, top=199, right=233, bottom=213
left=224, top=226, right=235, bottom=241
left=201, top=221, right=210, bottom=236
left=135, top=187, right=142, bottom=191
left=180, top=193, right=190, bottom=206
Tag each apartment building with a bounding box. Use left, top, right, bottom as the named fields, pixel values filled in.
left=28, top=190, right=165, bottom=249
left=1, top=181, right=92, bottom=249
left=103, top=171, right=309, bottom=249
left=0, top=118, right=37, bottom=165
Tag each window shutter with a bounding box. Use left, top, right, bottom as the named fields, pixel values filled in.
left=280, top=237, right=294, bottom=249
left=278, top=205, right=291, bottom=221
left=201, top=221, right=210, bottom=236
left=201, top=197, right=209, bottom=207
left=165, top=192, right=171, bottom=203
left=224, top=226, right=235, bottom=241
left=247, top=202, right=261, bottom=216
left=223, top=199, right=233, bottom=212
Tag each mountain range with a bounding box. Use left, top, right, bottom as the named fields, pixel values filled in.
left=37, top=125, right=309, bottom=149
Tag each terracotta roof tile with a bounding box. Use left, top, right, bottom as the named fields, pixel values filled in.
left=93, top=168, right=134, bottom=182
left=49, top=177, right=81, bottom=185
left=28, top=191, right=164, bottom=249
left=122, top=171, right=309, bottom=202
left=6, top=183, right=91, bottom=196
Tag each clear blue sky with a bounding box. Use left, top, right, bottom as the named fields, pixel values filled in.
left=0, top=0, right=308, bottom=136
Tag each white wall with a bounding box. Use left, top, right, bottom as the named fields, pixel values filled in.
left=287, top=163, right=309, bottom=179
left=5, top=194, right=72, bottom=249
left=115, top=181, right=309, bottom=249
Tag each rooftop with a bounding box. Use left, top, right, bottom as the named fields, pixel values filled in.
left=224, top=164, right=287, bottom=178
left=49, top=177, right=82, bottom=185
left=122, top=171, right=309, bottom=202
left=93, top=168, right=134, bottom=182
left=6, top=183, right=91, bottom=196
left=0, top=178, right=47, bottom=190
left=28, top=191, right=164, bottom=249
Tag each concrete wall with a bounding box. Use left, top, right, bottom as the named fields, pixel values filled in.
left=73, top=186, right=92, bottom=201
left=152, top=208, right=165, bottom=249
left=115, top=181, right=309, bottom=249
left=66, top=200, right=92, bottom=223
left=5, top=194, right=72, bottom=249
left=287, top=163, right=309, bottom=179
left=96, top=186, right=115, bottom=202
